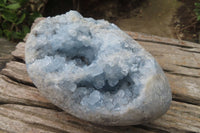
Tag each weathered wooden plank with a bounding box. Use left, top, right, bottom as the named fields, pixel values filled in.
left=0, top=104, right=158, bottom=133
left=11, top=42, right=25, bottom=62
left=0, top=101, right=199, bottom=133
left=0, top=75, right=56, bottom=109
left=146, top=101, right=200, bottom=133
left=1, top=61, right=32, bottom=85
left=0, top=114, right=59, bottom=133
left=127, top=31, right=200, bottom=49
left=166, top=73, right=200, bottom=105
left=138, top=41, right=200, bottom=70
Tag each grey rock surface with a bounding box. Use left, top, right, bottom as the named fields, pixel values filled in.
left=25, top=11, right=172, bottom=126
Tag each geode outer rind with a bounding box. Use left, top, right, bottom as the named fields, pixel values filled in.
left=25, top=11, right=172, bottom=126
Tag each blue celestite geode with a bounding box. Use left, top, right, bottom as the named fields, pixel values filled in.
left=25, top=11, right=172, bottom=126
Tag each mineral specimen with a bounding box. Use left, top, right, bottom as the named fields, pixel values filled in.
left=25, top=11, right=172, bottom=126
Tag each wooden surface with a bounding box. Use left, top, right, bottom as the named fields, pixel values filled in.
left=0, top=32, right=200, bottom=133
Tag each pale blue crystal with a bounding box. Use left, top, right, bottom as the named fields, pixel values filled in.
left=25, top=11, right=172, bottom=126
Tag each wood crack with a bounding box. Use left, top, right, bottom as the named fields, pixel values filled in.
left=1, top=74, right=35, bottom=87
left=12, top=57, right=25, bottom=64
left=135, top=39, right=195, bottom=49
left=135, top=125, right=170, bottom=133
left=28, top=123, right=71, bottom=133
left=167, top=72, right=200, bottom=78
left=163, top=69, right=173, bottom=73
left=176, top=64, right=200, bottom=70
left=163, top=69, right=200, bottom=78
left=172, top=97, right=200, bottom=106
left=0, top=94, right=60, bottom=111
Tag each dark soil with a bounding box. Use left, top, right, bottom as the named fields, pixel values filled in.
left=43, top=0, right=73, bottom=17
left=79, top=0, right=146, bottom=21
left=43, top=0, right=146, bottom=21
left=173, top=0, right=200, bottom=43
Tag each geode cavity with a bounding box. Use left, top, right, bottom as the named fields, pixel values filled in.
left=25, top=11, right=172, bottom=126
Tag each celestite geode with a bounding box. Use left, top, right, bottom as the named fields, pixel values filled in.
left=25, top=11, right=172, bottom=126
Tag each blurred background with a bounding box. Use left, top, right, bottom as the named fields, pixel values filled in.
left=1, top=0, right=200, bottom=42
left=0, top=0, right=200, bottom=69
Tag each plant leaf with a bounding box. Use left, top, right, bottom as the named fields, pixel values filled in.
left=6, top=3, right=21, bottom=10
left=3, top=29, right=12, bottom=40
left=16, top=13, right=26, bottom=25
left=1, top=21, right=10, bottom=29
left=0, top=0, right=5, bottom=6
left=12, top=31, right=23, bottom=39
left=28, top=12, right=42, bottom=24
left=22, top=25, right=30, bottom=34
left=1, top=11, right=17, bottom=23
left=18, top=0, right=28, bottom=5
left=197, top=16, right=200, bottom=21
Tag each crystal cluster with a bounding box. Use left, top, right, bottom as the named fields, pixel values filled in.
left=25, top=11, right=172, bottom=125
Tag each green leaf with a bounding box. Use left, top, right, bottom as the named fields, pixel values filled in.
left=1, top=21, right=10, bottom=29
left=22, top=25, right=29, bottom=34
left=1, top=11, right=17, bottom=23
left=3, top=0, right=7, bottom=3
left=6, top=3, right=21, bottom=10
left=12, top=31, right=24, bottom=39
left=18, top=0, right=28, bottom=5
left=28, top=12, right=42, bottom=24
left=16, top=13, right=25, bottom=25
left=197, top=16, right=200, bottom=21
left=0, top=1, right=4, bottom=5
left=3, top=29, right=12, bottom=40
left=0, top=0, right=5, bottom=6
